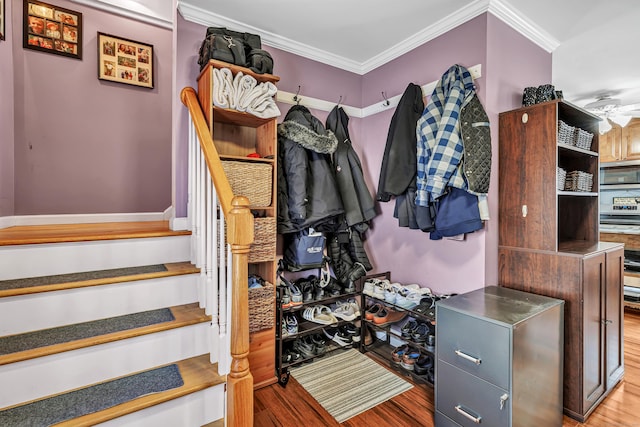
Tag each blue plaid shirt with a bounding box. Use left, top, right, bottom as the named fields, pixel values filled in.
left=416, top=65, right=476, bottom=206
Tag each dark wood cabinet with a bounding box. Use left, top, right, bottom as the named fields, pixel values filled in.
left=498, top=100, right=624, bottom=422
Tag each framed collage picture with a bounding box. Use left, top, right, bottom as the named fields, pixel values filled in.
left=23, top=0, right=82, bottom=58
left=1, top=0, right=5, bottom=41
left=97, top=32, right=153, bottom=89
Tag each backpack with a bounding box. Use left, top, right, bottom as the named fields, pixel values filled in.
left=282, top=227, right=326, bottom=272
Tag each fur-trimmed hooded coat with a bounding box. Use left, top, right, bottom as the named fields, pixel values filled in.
left=277, top=105, right=344, bottom=234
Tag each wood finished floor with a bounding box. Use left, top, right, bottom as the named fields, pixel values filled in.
left=254, top=309, right=640, bottom=427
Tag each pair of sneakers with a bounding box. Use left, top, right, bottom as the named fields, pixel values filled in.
left=323, top=323, right=360, bottom=346
left=329, top=298, right=361, bottom=321
left=281, top=313, right=298, bottom=337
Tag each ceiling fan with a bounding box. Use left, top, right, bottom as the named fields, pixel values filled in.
left=584, top=96, right=640, bottom=133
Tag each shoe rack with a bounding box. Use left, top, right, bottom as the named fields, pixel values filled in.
left=275, top=267, right=362, bottom=387
left=358, top=272, right=436, bottom=387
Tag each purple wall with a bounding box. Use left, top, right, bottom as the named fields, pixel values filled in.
left=174, top=15, right=363, bottom=217
left=484, top=14, right=552, bottom=285
left=11, top=0, right=172, bottom=215
left=0, top=0, right=15, bottom=216
left=174, top=13, right=551, bottom=295
left=360, top=15, right=489, bottom=294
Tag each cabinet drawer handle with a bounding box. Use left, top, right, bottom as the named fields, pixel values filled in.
left=455, top=349, right=482, bottom=365
left=455, top=405, right=482, bottom=424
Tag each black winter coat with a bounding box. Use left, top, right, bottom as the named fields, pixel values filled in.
left=277, top=105, right=344, bottom=234
left=326, top=106, right=376, bottom=231
left=376, top=83, right=424, bottom=202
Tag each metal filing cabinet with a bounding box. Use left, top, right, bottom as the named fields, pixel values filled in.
left=434, top=286, right=564, bottom=427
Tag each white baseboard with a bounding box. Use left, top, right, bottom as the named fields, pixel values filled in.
left=171, top=216, right=190, bottom=231
left=0, top=210, right=174, bottom=229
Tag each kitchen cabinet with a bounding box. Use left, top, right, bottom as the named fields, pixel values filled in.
left=434, top=286, right=564, bottom=427
left=600, top=118, right=640, bottom=162
left=599, top=121, right=622, bottom=163
left=197, top=59, right=280, bottom=389
left=499, top=100, right=624, bottom=421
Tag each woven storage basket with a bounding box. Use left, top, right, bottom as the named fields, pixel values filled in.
left=557, top=167, right=567, bottom=191
left=249, top=281, right=275, bottom=333
left=249, top=217, right=276, bottom=262
left=574, top=128, right=594, bottom=150
left=558, top=120, right=576, bottom=146
left=221, top=161, right=272, bottom=207
left=565, top=170, right=593, bottom=192
left=217, top=217, right=276, bottom=262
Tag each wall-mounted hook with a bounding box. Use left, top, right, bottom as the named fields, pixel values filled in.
left=337, top=95, right=343, bottom=107
left=293, top=85, right=301, bottom=104
left=382, top=91, right=390, bottom=107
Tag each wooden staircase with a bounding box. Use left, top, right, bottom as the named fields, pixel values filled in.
left=0, top=221, right=227, bottom=426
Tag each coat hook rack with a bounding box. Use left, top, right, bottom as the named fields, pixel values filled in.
left=382, top=91, right=390, bottom=107
left=293, top=86, right=302, bottom=104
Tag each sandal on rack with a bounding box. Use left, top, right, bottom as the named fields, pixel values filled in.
left=302, top=305, right=338, bottom=325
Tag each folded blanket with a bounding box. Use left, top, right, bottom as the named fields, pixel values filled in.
left=233, top=74, right=257, bottom=111
left=238, top=80, right=269, bottom=111
left=212, top=68, right=234, bottom=108
left=246, top=82, right=280, bottom=118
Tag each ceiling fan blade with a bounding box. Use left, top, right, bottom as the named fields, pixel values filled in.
left=617, top=102, right=640, bottom=112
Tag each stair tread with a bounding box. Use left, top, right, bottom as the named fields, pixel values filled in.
left=0, top=261, right=199, bottom=298
left=0, top=354, right=225, bottom=427
left=0, top=303, right=211, bottom=366
left=0, top=221, right=190, bottom=246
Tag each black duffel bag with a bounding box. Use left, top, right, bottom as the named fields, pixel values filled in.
left=198, top=27, right=273, bottom=74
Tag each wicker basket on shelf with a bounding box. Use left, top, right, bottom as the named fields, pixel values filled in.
left=574, top=128, right=594, bottom=150
left=249, top=281, right=275, bottom=333
left=558, top=120, right=576, bottom=146
left=217, top=216, right=276, bottom=262
left=557, top=167, right=567, bottom=191
left=221, top=160, right=272, bottom=207
left=564, top=170, right=593, bottom=192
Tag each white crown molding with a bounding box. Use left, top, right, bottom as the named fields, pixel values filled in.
left=360, top=0, right=491, bottom=74
left=488, top=0, right=559, bottom=52
left=176, top=2, right=363, bottom=74
left=178, top=0, right=559, bottom=74
left=71, top=0, right=173, bottom=29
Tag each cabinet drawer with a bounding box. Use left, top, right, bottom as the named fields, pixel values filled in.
left=437, top=306, right=510, bottom=389
left=437, top=361, right=510, bottom=427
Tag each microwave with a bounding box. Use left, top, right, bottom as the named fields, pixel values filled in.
left=600, top=162, right=640, bottom=186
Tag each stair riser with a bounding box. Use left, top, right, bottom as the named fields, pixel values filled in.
left=0, top=235, right=192, bottom=281
left=0, top=274, right=200, bottom=335
left=95, top=385, right=225, bottom=427
left=0, top=323, right=214, bottom=409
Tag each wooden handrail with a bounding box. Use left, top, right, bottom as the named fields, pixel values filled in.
left=181, top=86, right=254, bottom=426
left=180, top=87, right=235, bottom=217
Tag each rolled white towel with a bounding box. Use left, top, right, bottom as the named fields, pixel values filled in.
left=220, top=68, right=234, bottom=106
left=247, top=97, right=281, bottom=118
left=238, top=80, right=267, bottom=111
left=212, top=68, right=229, bottom=108
left=234, top=74, right=257, bottom=111
left=248, top=82, right=278, bottom=110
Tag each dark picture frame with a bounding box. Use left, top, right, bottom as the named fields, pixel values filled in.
left=23, top=0, right=82, bottom=59
left=0, top=0, right=5, bottom=41
left=97, top=32, right=153, bottom=89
